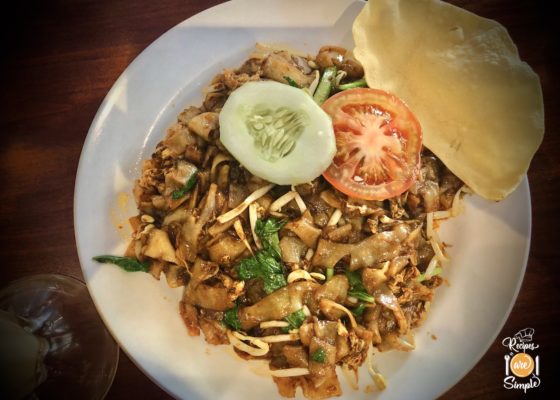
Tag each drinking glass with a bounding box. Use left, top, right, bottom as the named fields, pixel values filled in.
left=0, top=274, right=119, bottom=399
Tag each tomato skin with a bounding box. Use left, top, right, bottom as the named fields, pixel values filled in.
left=321, top=88, right=422, bottom=200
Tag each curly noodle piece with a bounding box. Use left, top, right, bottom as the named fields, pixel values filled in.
left=367, top=347, right=387, bottom=391
left=319, top=299, right=357, bottom=329
left=341, top=364, right=359, bottom=390
left=234, top=219, right=253, bottom=255
left=228, top=330, right=269, bottom=357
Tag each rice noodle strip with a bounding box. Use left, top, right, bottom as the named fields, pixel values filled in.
left=327, top=209, right=342, bottom=226
left=341, top=364, right=359, bottom=390
left=210, top=153, right=232, bottom=180
left=269, top=191, right=297, bottom=212
left=319, top=299, right=357, bottom=328
left=248, top=202, right=262, bottom=249
left=234, top=219, right=253, bottom=255
left=228, top=330, right=269, bottom=357
left=304, top=248, right=314, bottom=261
left=269, top=368, right=310, bottom=377
left=287, top=269, right=316, bottom=283
left=217, top=184, right=274, bottom=223
left=260, top=321, right=290, bottom=329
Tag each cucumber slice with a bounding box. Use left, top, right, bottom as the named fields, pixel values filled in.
left=219, top=81, right=336, bottom=185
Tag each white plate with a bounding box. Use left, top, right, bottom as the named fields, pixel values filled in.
left=74, top=0, right=531, bottom=398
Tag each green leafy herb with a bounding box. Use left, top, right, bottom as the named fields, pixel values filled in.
left=92, top=255, right=150, bottom=272
left=171, top=171, right=198, bottom=200
left=416, top=267, right=443, bottom=282
left=255, top=217, right=286, bottom=258
left=283, top=309, right=307, bottom=333
left=237, top=248, right=286, bottom=294
left=236, top=218, right=287, bottom=294
left=236, top=257, right=260, bottom=280
left=351, top=303, right=366, bottom=317
left=345, top=270, right=363, bottom=288
left=313, top=66, right=337, bottom=105
left=337, top=77, right=368, bottom=91
left=311, top=348, right=327, bottom=363
left=284, top=76, right=300, bottom=88
left=223, top=305, right=242, bottom=331
left=345, top=270, right=375, bottom=303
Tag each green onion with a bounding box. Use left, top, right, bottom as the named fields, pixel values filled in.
left=255, top=218, right=286, bottom=259
left=223, top=305, right=242, bottom=331
left=345, top=270, right=375, bottom=303
left=283, top=309, right=307, bottom=333
left=351, top=303, right=366, bottom=317
left=348, top=291, right=375, bottom=303
left=171, top=171, right=198, bottom=200
left=236, top=217, right=287, bottom=294
left=237, top=250, right=286, bottom=294
left=313, top=66, right=337, bottom=105
left=337, top=78, right=368, bottom=91
left=92, top=255, right=150, bottom=272
left=311, top=348, right=327, bottom=363
left=326, top=267, right=334, bottom=281
left=284, top=76, right=300, bottom=88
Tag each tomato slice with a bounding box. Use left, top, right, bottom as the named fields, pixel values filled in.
left=321, top=88, right=422, bottom=200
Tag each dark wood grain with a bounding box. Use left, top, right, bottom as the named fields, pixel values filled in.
left=0, top=1, right=557, bottom=399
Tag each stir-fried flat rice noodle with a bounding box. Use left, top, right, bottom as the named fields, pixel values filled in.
left=126, top=44, right=464, bottom=399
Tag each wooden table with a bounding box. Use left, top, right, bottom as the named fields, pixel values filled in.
left=1, top=0, right=557, bottom=398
